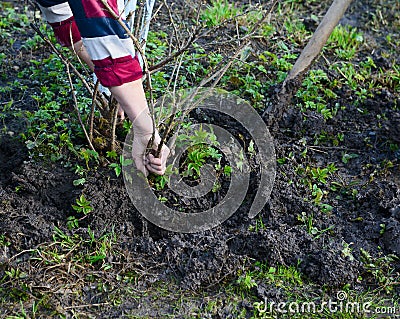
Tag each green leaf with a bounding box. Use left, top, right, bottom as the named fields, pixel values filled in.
left=223, top=165, right=232, bottom=176
left=73, top=178, right=86, bottom=186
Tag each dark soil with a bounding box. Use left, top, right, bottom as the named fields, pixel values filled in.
left=0, top=0, right=399, bottom=318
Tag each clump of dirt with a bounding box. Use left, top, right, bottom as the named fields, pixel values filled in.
left=0, top=144, right=78, bottom=249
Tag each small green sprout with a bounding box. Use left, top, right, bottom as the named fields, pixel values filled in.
left=72, top=194, right=93, bottom=215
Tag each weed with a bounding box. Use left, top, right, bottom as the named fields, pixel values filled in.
left=4, top=268, right=27, bottom=280
left=248, top=216, right=266, bottom=232
left=223, top=165, right=232, bottom=176
left=247, top=140, right=256, bottom=158
left=379, top=223, right=386, bottom=235
left=298, top=211, right=318, bottom=235
left=237, top=272, right=257, bottom=291
left=326, top=25, right=364, bottom=60
left=145, top=31, right=169, bottom=83
left=296, top=163, right=338, bottom=211
left=16, top=53, right=89, bottom=161
left=79, top=149, right=99, bottom=170
left=297, top=212, right=334, bottom=239
left=283, top=19, right=311, bottom=49
left=34, top=226, right=117, bottom=271
left=72, top=177, right=86, bottom=186
left=360, top=248, right=399, bottom=293
left=0, top=7, right=30, bottom=32
left=66, top=215, right=79, bottom=230
left=251, top=261, right=303, bottom=287
left=341, top=241, right=355, bottom=261
left=311, top=183, right=325, bottom=205
left=201, top=0, right=242, bottom=27
left=72, top=194, right=93, bottom=215
left=263, top=50, right=296, bottom=73
left=377, top=64, right=400, bottom=91
left=0, top=234, right=11, bottom=247
left=108, top=154, right=133, bottom=178
left=342, top=152, right=359, bottom=164
left=296, top=69, right=338, bottom=120
left=226, top=64, right=267, bottom=106
left=152, top=164, right=174, bottom=191
left=310, top=167, right=330, bottom=184
left=176, top=125, right=222, bottom=179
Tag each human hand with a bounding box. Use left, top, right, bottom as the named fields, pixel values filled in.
left=145, top=143, right=170, bottom=175
left=132, top=130, right=170, bottom=176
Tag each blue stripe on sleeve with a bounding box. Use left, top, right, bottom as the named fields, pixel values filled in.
left=74, top=17, right=130, bottom=39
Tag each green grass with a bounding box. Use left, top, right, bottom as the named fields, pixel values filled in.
left=201, top=0, right=242, bottom=27
left=326, top=25, right=364, bottom=60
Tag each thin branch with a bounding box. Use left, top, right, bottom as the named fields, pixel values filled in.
left=66, top=67, right=97, bottom=152
left=29, top=23, right=108, bottom=109
left=149, top=3, right=272, bottom=73
left=155, top=39, right=250, bottom=157
left=110, top=98, right=119, bottom=151
left=134, top=1, right=144, bottom=39
left=163, top=0, right=181, bottom=49
left=149, top=29, right=201, bottom=73
left=89, top=81, right=100, bottom=143
left=154, top=3, right=277, bottom=156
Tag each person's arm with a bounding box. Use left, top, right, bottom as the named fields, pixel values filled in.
left=110, top=81, right=169, bottom=175
left=36, top=2, right=91, bottom=65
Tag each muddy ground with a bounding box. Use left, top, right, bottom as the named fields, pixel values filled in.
left=0, top=0, right=399, bottom=318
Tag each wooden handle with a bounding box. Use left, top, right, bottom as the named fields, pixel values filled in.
left=284, top=0, right=354, bottom=83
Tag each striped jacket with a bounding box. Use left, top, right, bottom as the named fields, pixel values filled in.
left=36, top=0, right=143, bottom=87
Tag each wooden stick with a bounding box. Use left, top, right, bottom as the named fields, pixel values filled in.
left=263, top=0, right=354, bottom=125
left=284, top=0, right=354, bottom=83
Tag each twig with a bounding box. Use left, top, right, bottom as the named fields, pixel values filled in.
left=162, top=0, right=181, bottom=50
left=134, top=1, right=143, bottom=39
left=30, top=23, right=108, bottom=109
left=155, top=39, right=250, bottom=157
left=9, top=249, right=36, bottom=261
left=65, top=63, right=97, bottom=152
left=63, top=303, right=110, bottom=310
left=149, top=3, right=271, bottom=73
left=149, top=29, right=201, bottom=73
left=154, top=3, right=277, bottom=156
left=110, top=98, right=119, bottom=151
left=154, top=55, right=185, bottom=155
left=89, top=81, right=100, bottom=142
